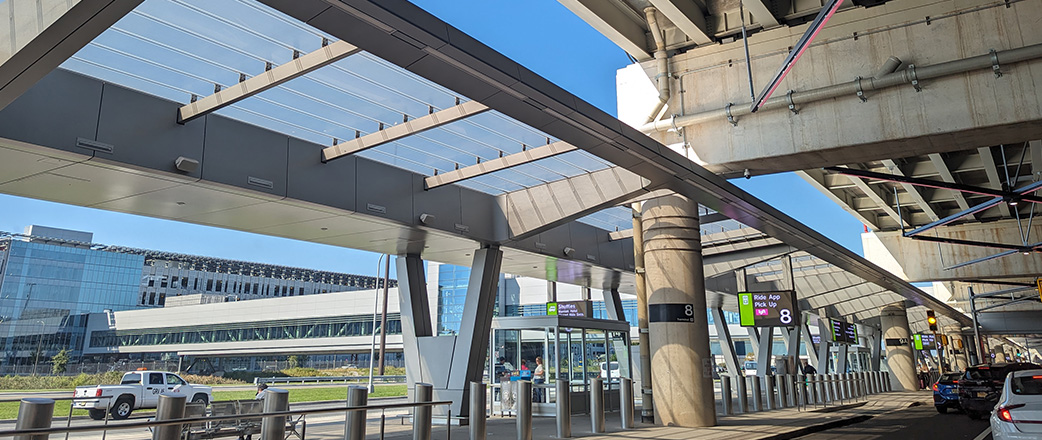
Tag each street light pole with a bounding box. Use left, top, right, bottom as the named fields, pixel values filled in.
left=366, top=255, right=386, bottom=394
left=32, top=320, right=44, bottom=376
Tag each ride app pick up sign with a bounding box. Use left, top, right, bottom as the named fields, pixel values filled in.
left=738, top=290, right=798, bottom=327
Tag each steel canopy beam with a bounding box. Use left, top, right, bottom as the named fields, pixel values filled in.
left=881, top=159, right=939, bottom=222
left=262, top=0, right=974, bottom=326
left=823, top=165, right=1042, bottom=204
left=424, top=141, right=576, bottom=190
left=647, top=0, right=712, bottom=45
left=321, top=100, right=490, bottom=163
left=0, top=0, right=144, bottom=111
left=177, top=40, right=361, bottom=124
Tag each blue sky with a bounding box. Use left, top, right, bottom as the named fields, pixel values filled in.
left=0, top=0, right=865, bottom=278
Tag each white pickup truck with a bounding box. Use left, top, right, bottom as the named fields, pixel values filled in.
left=73, top=371, right=213, bottom=420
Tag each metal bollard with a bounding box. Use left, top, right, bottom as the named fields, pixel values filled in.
left=776, top=375, right=788, bottom=409
left=470, top=382, right=487, bottom=440
left=261, top=388, right=289, bottom=440
left=15, top=398, right=54, bottom=440
left=764, top=375, right=775, bottom=410
left=621, top=377, right=634, bottom=429
left=517, top=381, right=533, bottom=440
left=590, top=377, right=605, bottom=433
left=752, top=376, right=763, bottom=412
left=797, top=375, right=807, bottom=407
left=885, top=372, right=892, bottom=392
left=721, top=375, right=733, bottom=415
left=344, top=385, right=367, bottom=440
left=737, top=376, right=749, bottom=413
left=859, top=372, right=867, bottom=397
left=827, top=374, right=837, bottom=402
left=414, top=383, right=434, bottom=440
left=153, top=393, right=186, bottom=440
left=784, top=375, right=794, bottom=408
left=556, top=380, right=571, bottom=438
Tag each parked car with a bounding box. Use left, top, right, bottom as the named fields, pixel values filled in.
left=933, top=372, right=963, bottom=413
left=960, top=363, right=1041, bottom=420
left=73, top=370, right=213, bottom=420
left=990, top=368, right=1042, bottom=440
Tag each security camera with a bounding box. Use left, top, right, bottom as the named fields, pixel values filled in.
left=744, top=169, right=751, bottom=179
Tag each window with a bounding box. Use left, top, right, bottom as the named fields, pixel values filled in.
left=121, top=373, right=141, bottom=385
left=148, top=373, right=163, bottom=385
left=206, top=279, right=213, bottom=291
left=216, top=280, right=223, bottom=292
left=165, top=374, right=185, bottom=386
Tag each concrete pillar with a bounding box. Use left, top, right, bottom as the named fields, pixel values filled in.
left=945, top=327, right=970, bottom=371
left=643, top=195, right=715, bottom=427
left=880, top=304, right=916, bottom=391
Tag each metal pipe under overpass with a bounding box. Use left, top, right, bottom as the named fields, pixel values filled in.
left=643, top=43, right=1042, bottom=132
left=631, top=203, right=654, bottom=423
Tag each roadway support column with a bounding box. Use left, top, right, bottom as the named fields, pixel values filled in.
left=643, top=195, right=716, bottom=427
left=880, top=303, right=917, bottom=391
left=946, top=327, right=969, bottom=371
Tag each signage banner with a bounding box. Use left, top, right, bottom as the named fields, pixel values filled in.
left=648, top=303, right=696, bottom=323
left=829, top=319, right=858, bottom=344
left=738, top=290, right=798, bottom=327
left=546, top=301, right=591, bottom=318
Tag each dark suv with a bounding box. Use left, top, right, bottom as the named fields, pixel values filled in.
left=958, top=362, right=1041, bottom=419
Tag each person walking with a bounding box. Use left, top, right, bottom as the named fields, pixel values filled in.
left=533, top=356, right=545, bottom=402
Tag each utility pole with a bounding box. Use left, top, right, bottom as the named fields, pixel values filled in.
left=377, top=256, right=391, bottom=375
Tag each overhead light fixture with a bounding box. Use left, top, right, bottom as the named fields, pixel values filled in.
left=419, top=213, right=436, bottom=224
left=563, top=247, right=575, bottom=257
left=1009, top=199, right=1019, bottom=206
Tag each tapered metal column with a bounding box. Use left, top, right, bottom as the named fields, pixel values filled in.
left=764, top=375, right=775, bottom=410
left=621, top=377, right=634, bottom=429
left=590, top=377, right=605, bottom=433
left=153, top=394, right=186, bottom=440
left=345, top=386, right=367, bottom=440
left=737, top=376, right=749, bottom=413
left=752, top=376, right=763, bottom=411
left=880, top=304, right=917, bottom=391
left=414, top=383, right=433, bottom=440
left=470, top=382, right=486, bottom=440
left=721, top=375, right=733, bottom=415
left=517, top=381, right=533, bottom=440
left=15, top=398, right=53, bottom=440
left=643, top=195, right=715, bottom=427
left=556, top=379, right=571, bottom=438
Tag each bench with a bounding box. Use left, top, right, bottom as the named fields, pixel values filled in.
left=183, top=400, right=303, bottom=440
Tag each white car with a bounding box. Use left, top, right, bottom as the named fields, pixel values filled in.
left=73, top=371, right=213, bottom=420
left=990, top=368, right=1042, bottom=440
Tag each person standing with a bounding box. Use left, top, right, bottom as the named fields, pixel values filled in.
left=533, top=356, right=545, bottom=402
left=801, top=359, right=817, bottom=375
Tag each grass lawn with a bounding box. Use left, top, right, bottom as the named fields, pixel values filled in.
left=0, top=385, right=407, bottom=421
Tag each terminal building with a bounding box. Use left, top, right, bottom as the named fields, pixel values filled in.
left=0, top=225, right=390, bottom=368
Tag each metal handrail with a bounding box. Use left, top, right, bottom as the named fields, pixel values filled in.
left=253, top=375, right=406, bottom=384
left=0, top=399, right=452, bottom=437
left=0, top=395, right=115, bottom=404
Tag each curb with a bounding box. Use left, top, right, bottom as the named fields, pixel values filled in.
left=756, top=399, right=927, bottom=440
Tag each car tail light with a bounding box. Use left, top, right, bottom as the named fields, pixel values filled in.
left=95, top=388, right=103, bottom=397
left=998, top=404, right=1026, bottom=423
left=932, top=384, right=938, bottom=391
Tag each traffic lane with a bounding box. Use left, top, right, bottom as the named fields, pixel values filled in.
left=795, top=404, right=992, bottom=440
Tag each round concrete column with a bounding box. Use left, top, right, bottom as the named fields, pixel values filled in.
left=944, top=327, right=969, bottom=371
left=642, top=195, right=715, bottom=427
left=880, top=304, right=916, bottom=391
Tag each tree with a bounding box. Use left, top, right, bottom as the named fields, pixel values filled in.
left=287, top=355, right=299, bottom=368
left=52, top=348, right=69, bottom=375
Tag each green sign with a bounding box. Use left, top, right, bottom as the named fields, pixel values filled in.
left=547, top=302, right=558, bottom=316
left=913, top=334, right=923, bottom=350
left=737, top=290, right=797, bottom=327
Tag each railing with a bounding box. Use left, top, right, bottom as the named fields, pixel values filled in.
left=253, top=375, right=406, bottom=385
left=715, top=371, right=892, bottom=416
left=0, top=395, right=453, bottom=440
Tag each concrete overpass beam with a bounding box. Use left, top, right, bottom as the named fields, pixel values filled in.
left=557, top=0, right=652, bottom=61
left=647, top=0, right=712, bottom=45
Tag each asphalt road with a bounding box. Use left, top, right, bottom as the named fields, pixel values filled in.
left=796, top=404, right=993, bottom=440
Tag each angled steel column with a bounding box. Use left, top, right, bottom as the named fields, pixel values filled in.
left=816, top=317, right=831, bottom=373
left=450, top=246, right=503, bottom=418
left=785, top=324, right=801, bottom=375
left=755, top=327, right=775, bottom=377
left=396, top=254, right=432, bottom=402
left=868, top=327, right=882, bottom=372
left=712, top=307, right=741, bottom=378
left=800, top=317, right=818, bottom=369
left=643, top=194, right=715, bottom=427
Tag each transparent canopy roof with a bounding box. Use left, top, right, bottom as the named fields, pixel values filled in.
left=61, top=0, right=627, bottom=226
